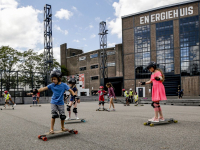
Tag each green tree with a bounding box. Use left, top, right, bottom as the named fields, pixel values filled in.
left=0, top=46, right=22, bottom=90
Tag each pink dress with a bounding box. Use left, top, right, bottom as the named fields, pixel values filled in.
left=151, top=71, right=167, bottom=102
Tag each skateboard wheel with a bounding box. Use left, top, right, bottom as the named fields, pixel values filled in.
left=74, top=130, right=78, bottom=134
left=144, top=122, right=147, bottom=126
left=12, top=108, right=14, bottom=110
left=150, top=123, right=154, bottom=127
left=174, top=120, right=178, bottom=123
left=38, top=135, right=42, bottom=139
left=42, top=137, right=47, bottom=141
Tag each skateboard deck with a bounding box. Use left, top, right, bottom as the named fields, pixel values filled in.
left=1, top=107, right=14, bottom=110
left=64, top=118, right=86, bottom=124
left=30, top=105, right=41, bottom=107
left=38, top=129, right=78, bottom=141
left=96, top=108, right=107, bottom=111
left=144, top=118, right=178, bottom=127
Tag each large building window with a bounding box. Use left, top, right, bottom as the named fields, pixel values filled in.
left=134, top=25, right=151, bottom=79
left=180, top=16, right=199, bottom=76
left=91, top=76, right=98, bottom=80
left=90, top=53, right=98, bottom=58
left=90, top=64, right=98, bottom=69
left=156, top=20, right=174, bottom=74
left=80, top=67, right=86, bottom=71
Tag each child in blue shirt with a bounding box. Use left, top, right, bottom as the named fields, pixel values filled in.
left=33, top=70, right=76, bottom=134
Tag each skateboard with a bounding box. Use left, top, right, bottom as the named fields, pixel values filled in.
left=124, top=104, right=130, bottom=106
left=96, top=108, right=107, bottom=111
left=1, top=105, right=14, bottom=110
left=134, top=104, right=144, bottom=106
left=64, top=118, right=86, bottom=124
left=30, top=105, right=41, bottom=107
left=144, top=118, right=178, bottom=127
left=38, top=129, right=78, bottom=141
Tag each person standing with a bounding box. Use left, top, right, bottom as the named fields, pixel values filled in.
left=106, top=83, right=116, bottom=112
left=139, top=61, right=167, bottom=122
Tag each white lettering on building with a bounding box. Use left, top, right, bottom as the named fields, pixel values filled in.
left=140, top=6, right=194, bottom=24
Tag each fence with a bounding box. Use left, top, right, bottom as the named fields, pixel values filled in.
left=0, top=70, right=52, bottom=104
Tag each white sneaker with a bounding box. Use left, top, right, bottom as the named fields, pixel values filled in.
left=14, top=104, right=16, bottom=107
left=65, top=117, right=71, bottom=120
left=76, top=117, right=79, bottom=120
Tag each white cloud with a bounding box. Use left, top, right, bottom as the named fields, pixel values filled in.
left=54, top=25, right=68, bottom=35
left=36, top=47, right=60, bottom=64
left=90, top=34, right=96, bottom=38
left=95, top=17, right=101, bottom=22
left=84, top=44, right=88, bottom=47
left=83, top=38, right=86, bottom=40
left=108, top=42, right=116, bottom=47
left=0, top=0, right=43, bottom=49
left=89, top=25, right=93, bottom=28
left=72, top=6, right=77, bottom=11
left=73, top=40, right=80, bottom=43
left=107, top=0, right=188, bottom=38
left=55, top=8, right=73, bottom=20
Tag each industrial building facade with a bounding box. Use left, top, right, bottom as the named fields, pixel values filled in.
left=122, top=0, right=200, bottom=97
left=60, top=43, right=123, bottom=96
left=61, top=0, right=200, bottom=97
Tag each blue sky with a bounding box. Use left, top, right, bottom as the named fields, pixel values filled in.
left=0, top=0, right=188, bottom=63
left=18, top=0, right=121, bottom=51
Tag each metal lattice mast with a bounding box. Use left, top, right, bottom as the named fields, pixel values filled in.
left=44, top=4, right=53, bottom=86
left=99, top=21, right=108, bottom=80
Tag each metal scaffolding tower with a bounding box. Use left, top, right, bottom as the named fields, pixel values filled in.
left=44, top=4, right=53, bottom=86
left=99, top=21, right=108, bottom=86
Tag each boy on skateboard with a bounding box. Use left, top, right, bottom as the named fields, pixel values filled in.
left=27, top=89, right=38, bottom=105
left=32, top=70, right=77, bottom=134
left=66, top=78, right=80, bottom=120
left=2, top=91, right=16, bottom=108
left=139, top=61, right=167, bottom=122
left=96, top=86, right=107, bottom=111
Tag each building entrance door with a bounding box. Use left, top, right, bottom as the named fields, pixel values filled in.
left=138, top=88, right=143, bottom=97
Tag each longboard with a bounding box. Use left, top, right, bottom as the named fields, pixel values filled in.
left=144, top=118, right=178, bottom=127
left=1, top=107, right=14, bottom=110
left=96, top=108, right=107, bottom=111
left=38, top=129, right=78, bottom=141
left=64, top=118, right=86, bottom=124
left=30, top=105, right=41, bottom=107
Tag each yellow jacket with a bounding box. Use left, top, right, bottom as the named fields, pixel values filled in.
left=4, top=94, right=10, bottom=100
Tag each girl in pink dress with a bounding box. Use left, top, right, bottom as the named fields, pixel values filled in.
left=139, top=61, right=167, bottom=122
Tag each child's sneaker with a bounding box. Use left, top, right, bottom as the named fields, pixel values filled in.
left=159, top=117, right=165, bottom=121
left=112, top=109, right=116, bottom=111
left=14, top=104, right=16, bottom=107
left=76, top=117, right=79, bottom=120
left=65, top=117, right=71, bottom=120
left=107, top=109, right=110, bottom=112
left=148, top=117, right=159, bottom=122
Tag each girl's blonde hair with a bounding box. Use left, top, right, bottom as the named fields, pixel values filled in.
left=155, top=68, right=165, bottom=82
left=106, top=82, right=115, bottom=90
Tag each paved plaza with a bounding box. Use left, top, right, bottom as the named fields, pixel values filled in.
left=0, top=102, right=199, bottom=150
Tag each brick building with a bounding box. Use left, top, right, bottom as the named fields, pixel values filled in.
left=122, top=0, right=200, bottom=97
left=60, top=43, right=123, bottom=96
left=61, top=0, right=200, bottom=97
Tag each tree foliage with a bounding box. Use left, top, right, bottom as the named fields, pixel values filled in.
left=0, top=46, right=65, bottom=90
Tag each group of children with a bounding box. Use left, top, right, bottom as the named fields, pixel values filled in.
left=96, top=83, right=116, bottom=112
left=124, top=89, right=139, bottom=106
left=4, top=60, right=166, bottom=133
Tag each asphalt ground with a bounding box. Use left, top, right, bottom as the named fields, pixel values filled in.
left=0, top=102, right=199, bottom=150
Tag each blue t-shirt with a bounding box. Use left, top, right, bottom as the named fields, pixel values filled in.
left=47, top=82, right=70, bottom=105
left=70, top=87, right=77, bottom=101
